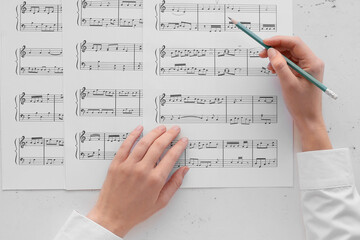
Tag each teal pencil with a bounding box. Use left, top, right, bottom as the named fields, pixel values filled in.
left=229, top=17, right=338, bottom=100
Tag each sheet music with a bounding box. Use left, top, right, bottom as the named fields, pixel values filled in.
left=63, top=0, right=143, bottom=189
left=0, top=0, right=64, bottom=189
left=143, top=0, right=293, bottom=187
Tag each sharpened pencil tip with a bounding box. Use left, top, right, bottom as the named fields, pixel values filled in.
left=228, top=17, right=237, bottom=24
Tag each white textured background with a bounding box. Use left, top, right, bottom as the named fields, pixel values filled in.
left=1, top=1, right=359, bottom=239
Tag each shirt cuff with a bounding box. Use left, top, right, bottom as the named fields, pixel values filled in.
left=56, top=211, right=122, bottom=240
left=297, top=148, right=354, bottom=190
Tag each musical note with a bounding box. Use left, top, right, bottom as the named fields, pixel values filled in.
left=77, top=131, right=132, bottom=160
left=18, top=3, right=62, bottom=32
left=156, top=94, right=277, bottom=125
left=79, top=0, right=143, bottom=28
left=15, top=136, right=64, bottom=166
left=158, top=3, right=277, bottom=32
left=16, top=93, right=64, bottom=122
left=78, top=41, right=143, bottom=71
left=157, top=47, right=274, bottom=77
left=77, top=88, right=143, bottom=117
left=170, top=139, right=277, bottom=169
left=17, top=46, right=63, bottom=76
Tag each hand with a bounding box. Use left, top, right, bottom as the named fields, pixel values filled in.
left=260, top=36, right=332, bottom=151
left=87, top=125, right=189, bottom=237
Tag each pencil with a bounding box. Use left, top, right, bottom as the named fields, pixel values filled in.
left=228, top=17, right=338, bottom=100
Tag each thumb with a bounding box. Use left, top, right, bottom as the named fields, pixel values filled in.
left=267, top=48, right=294, bottom=81
left=156, top=167, right=189, bottom=209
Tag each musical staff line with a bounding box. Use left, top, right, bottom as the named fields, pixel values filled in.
left=76, top=88, right=143, bottom=117
left=76, top=131, right=278, bottom=168
left=156, top=94, right=278, bottom=125
left=15, top=93, right=64, bottom=122
left=16, top=46, right=63, bottom=75
left=15, top=136, right=64, bottom=166
left=77, top=41, right=143, bottom=71
left=79, top=0, right=143, bottom=28
left=17, top=2, right=62, bottom=32
left=157, top=1, right=277, bottom=32
left=157, top=46, right=272, bottom=76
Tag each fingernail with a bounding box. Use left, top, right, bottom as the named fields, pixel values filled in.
left=183, top=167, right=190, bottom=177
left=157, top=125, right=166, bottom=131
left=171, top=125, right=180, bottom=131
left=136, top=125, right=143, bottom=131
left=181, top=137, right=188, bottom=144
left=267, top=48, right=276, bottom=59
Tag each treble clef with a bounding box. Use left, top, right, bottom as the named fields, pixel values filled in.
left=80, top=40, right=87, bottom=53
left=80, top=87, right=87, bottom=99
left=80, top=131, right=86, bottom=143
left=160, top=45, right=166, bottom=58
left=21, top=1, right=27, bottom=14
left=19, top=136, right=26, bottom=148
left=160, top=0, right=166, bottom=13
left=160, top=93, right=166, bottom=106
left=20, top=45, right=26, bottom=58
left=82, top=0, right=88, bottom=8
left=20, top=92, right=26, bottom=105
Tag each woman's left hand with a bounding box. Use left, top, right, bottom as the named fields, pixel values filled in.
left=87, top=125, right=189, bottom=237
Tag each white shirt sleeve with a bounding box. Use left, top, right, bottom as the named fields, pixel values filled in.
left=53, top=211, right=122, bottom=240
left=298, top=148, right=360, bottom=240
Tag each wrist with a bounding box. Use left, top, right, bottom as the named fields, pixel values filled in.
left=87, top=208, right=131, bottom=238
left=295, top=119, right=332, bottom=152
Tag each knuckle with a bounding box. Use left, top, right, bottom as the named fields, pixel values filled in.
left=149, top=174, right=164, bottom=185
left=158, top=197, right=168, bottom=209
left=107, top=163, right=118, bottom=175
left=293, top=36, right=302, bottom=43
left=173, top=178, right=183, bottom=189
left=272, top=60, right=286, bottom=70
left=138, top=139, right=150, bottom=149
left=154, top=140, right=167, bottom=150
left=315, top=59, right=325, bottom=69
left=285, top=79, right=298, bottom=90
left=133, top=165, right=146, bottom=178
left=166, top=149, right=179, bottom=160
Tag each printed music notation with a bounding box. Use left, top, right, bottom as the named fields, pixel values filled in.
left=156, top=1, right=277, bottom=32
left=76, top=87, right=143, bottom=117
left=173, top=139, right=278, bottom=168
left=76, top=131, right=131, bottom=160
left=156, top=93, right=278, bottom=125
left=16, top=45, right=63, bottom=75
left=15, top=93, right=64, bottom=122
left=77, top=41, right=143, bottom=71
left=17, top=2, right=62, bottom=32
left=76, top=130, right=277, bottom=169
left=157, top=46, right=272, bottom=76
left=15, top=136, right=64, bottom=166
left=78, top=0, right=143, bottom=28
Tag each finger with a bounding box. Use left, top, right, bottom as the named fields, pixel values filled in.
left=129, top=125, right=167, bottom=162
left=267, top=63, right=275, bottom=73
left=156, top=167, right=189, bottom=210
left=263, top=36, right=315, bottom=60
left=155, top=137, right=188, bottom=178
left=142, top=126, right=181, bottom=167
left=113, top=125, right=143, bottom=163
left=267, top=48, right=298, bottom=86
left=259, top=49, right=267, bottom=58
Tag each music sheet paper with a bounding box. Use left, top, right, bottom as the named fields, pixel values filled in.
left=143, top=0, right=294, bottom=187
left=0, top=0, right=64, bottom=189
left=63, top=0, right=143, bottom=189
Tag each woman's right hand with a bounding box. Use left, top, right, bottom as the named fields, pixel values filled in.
left=259, top=36, right=332, bottom=151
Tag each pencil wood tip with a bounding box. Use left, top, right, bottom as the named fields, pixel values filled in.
left=228, top=17, right=237, bottom=24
